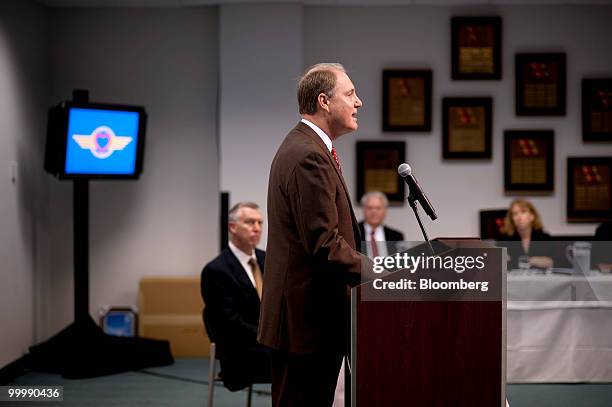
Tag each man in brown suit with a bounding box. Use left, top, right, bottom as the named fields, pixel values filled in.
left=258, top=63, right=368, bottom=406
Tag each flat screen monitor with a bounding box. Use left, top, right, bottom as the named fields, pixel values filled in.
left=45, top=101, right=147, bottom=179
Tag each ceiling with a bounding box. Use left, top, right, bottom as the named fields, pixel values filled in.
left=35, top=0, right=612, bottom=8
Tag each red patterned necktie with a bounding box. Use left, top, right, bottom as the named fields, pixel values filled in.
left=331, top=147, right=342, bottom=174
left=370, top=230, right=379, bottom=258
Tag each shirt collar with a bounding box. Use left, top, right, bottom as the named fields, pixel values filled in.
left=301, top=118, right=332, bottom=152
left=364, top=223, right=381, bottom=236
left=228, top=241, right=256, bottom=264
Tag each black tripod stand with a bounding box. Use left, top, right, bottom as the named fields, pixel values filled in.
left=28, top=90, right=172, bottom=379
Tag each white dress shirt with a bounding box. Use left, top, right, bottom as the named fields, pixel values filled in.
left=228, top=241, right=257, bottom=288
left=363, top=223, right=389, bottom=257
left=301, top=118, right=332, bottom=152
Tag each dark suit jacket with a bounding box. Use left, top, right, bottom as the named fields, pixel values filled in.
left=496, top=229, right=553, bottom=269
left=259, top=122, right=368, bottom=354
left=358, top=222, right=405, bottom=256
left=201, top=247, right=265, bottom=354
left=357, top=222, right=404, bottom=242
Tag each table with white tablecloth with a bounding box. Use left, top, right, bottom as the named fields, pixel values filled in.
left=507, top=271, right=612, bottom=382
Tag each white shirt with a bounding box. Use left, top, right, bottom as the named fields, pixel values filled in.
left=363, top=223, right=389, bottom=258
left=301, top=118, right=332, bottom=152
left=228, top=241, right=257, bottom=288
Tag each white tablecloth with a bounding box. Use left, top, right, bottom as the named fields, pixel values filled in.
left=507, top=270, right=612, bottom=301
left=507, top=271, right=612, bottom=382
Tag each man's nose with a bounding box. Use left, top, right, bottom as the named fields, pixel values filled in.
left=355, top=96, right=363, bottom=107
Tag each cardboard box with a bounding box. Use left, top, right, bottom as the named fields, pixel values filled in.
left=139, top=276, right=210, bottom=358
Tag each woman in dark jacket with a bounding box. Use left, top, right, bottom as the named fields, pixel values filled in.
left=499, top=199, right=553, bottom=270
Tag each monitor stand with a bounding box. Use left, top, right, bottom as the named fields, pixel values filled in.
left=26, top=90, right=173, bottom=379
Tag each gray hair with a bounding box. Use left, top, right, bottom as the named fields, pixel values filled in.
left=228, top=201, right=260, bottom=223
left=298, top=63, right=346, bottom=115
left=360, top=191, right=389, bottom=208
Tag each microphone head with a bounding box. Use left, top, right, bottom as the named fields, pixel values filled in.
left=398, top=163, right=412, bottom=177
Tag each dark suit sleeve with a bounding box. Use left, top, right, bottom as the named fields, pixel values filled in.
left=201, top=264, right=258, bottom=343
left=288, top=151, right=363, bottom=280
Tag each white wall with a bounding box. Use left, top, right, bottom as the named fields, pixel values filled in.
left=304, top=5, right=612, bottom=241
left=0, top=1, right=47, bottom=366
left=219, top=4, right=303, bottom=247
left=40, top=7, right=220, bottom=339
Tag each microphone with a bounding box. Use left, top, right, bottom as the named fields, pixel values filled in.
left=398, top=163, right=438, bottom=221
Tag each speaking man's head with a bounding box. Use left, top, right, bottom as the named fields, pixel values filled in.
left=228, top=202, right=263, bottom=255
left=298, top=63, right=363, bottom=140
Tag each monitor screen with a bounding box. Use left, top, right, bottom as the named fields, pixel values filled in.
left=65, top=107, right=140, bottom=175
left=45, top=101, right=147, bottom=179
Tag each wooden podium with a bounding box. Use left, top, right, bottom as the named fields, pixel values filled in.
left=351, top=239, right=506, bottom=406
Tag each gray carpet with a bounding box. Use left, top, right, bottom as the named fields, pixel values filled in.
left=7, top=358, right=612, bottom=406
left=506, top=383, right=612, bottom=407
left=8, top=359, right=269, bottom=407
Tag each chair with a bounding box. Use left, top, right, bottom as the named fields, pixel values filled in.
left=207, top=342, right=254, bottom=407
left=204, top=302, right=257, bottom=407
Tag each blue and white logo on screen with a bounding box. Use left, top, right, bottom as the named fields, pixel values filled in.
left=73, top=126, right=132, bottom=159
left=65, top=107, right=140, bottom=175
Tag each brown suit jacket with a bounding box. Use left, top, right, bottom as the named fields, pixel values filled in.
left=258, top=122, right=368, bottom=354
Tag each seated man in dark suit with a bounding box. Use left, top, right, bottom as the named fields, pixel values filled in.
left=200, top=202, right=271, bottom=391
left=358, top=191, right=405, bottom=258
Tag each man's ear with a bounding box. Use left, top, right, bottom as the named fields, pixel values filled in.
left=228, top=222, right=237, bottom=235
left=318, top=93, right=330, bottom=113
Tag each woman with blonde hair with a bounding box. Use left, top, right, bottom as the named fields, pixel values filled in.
left=500, top=199, right=553, bottom=269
